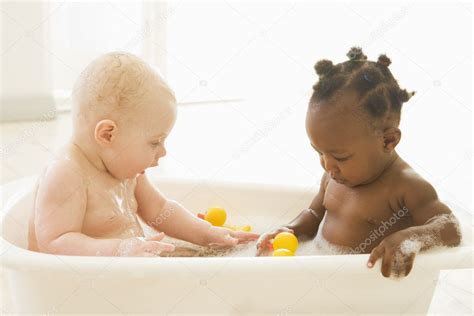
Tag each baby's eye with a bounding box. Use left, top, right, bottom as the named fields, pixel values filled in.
left=150, top=141, right=162, bottom=147
left=334, top=156, right=350, bottom=162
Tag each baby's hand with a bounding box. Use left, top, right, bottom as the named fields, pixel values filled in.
left=117, top=233, right=175, bottom=257
left=203, top=226, right=259, bottom=248
left=367, top=230, right=418, bottom=278
left=256, top=226, right=294, bottom=256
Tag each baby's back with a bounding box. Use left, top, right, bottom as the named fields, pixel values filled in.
left=28, top=143, right=144, bottom=252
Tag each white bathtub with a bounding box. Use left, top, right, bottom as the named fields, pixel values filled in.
left=1, top=176, right=472, bottom=314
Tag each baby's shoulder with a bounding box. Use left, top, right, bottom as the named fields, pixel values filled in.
left=34, top=152, right=88, bottom=220
left=396, top=163, right=433, bottom=189
left=38, top=147, right=88, bottom=193
left=393, top=162, right=438, bottom=206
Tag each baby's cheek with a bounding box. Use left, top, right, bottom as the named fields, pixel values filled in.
left=343, top=161, right=365, bottom=180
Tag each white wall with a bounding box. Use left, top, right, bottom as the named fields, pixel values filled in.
left=1, top=1, right=57, bottom=121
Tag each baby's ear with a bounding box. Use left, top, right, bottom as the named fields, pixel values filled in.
left=95, top=119, right=117, bottom=146
left=382, top=127, right=401, bottom=152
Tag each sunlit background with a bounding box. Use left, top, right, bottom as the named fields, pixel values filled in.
left=1, top=0, right=472, bottom=209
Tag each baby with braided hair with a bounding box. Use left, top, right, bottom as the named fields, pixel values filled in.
left=257, top=47, right=462, bottom=278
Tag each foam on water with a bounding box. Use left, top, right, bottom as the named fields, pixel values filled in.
left=143, top=212, right=466, bottom=258
left=386, top=213, right=461, bottom=279
left=156, top=215, right=349, bottom=257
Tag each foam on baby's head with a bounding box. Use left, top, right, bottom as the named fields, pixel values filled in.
left=71, top=52, right=176, bottom=127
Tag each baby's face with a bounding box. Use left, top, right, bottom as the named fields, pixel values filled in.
left=306, top=99, right=389, bottom=187
left=103, top=88, right=177, bottom=180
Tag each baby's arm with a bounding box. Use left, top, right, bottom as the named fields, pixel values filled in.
left=256, top=172, right=328, bottom=255
left=34, top=161, right=173, bottom=256
left=285, top=172, right=329, bottom=240
left=368, top=177, right=461, bottom=277
left=135, top=173, right=212, bottom=245
left=402, top=179, right=461, bottom=247
left=135, top=174, right=259, bottom=247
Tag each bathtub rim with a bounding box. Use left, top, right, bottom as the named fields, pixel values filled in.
left=1, top=175, right=473, bottom=276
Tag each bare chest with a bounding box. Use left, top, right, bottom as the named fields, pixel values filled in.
left=323, top=181, right=403, bottom=225
left=82, top=178, right=143, bottom=238
left=321, top=180, right=412, bottom=250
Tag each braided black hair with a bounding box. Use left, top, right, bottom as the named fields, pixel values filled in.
left=311, top=47, right=415, bottom=119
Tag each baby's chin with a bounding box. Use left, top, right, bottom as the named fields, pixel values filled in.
left=335, top=178, right=354, bottom=187
left=135, top=170, right=145, bottom=177
left=110, top=169, right=146, bottom=180
left=332, top=176, right=365, bottom=188
left=331, top=175, right=350, bottom=186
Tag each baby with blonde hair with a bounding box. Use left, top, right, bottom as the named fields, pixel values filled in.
left=29, top=52, right=258, bottom=257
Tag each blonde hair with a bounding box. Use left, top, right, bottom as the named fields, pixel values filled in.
left=72, top=52, right=176, bottom=124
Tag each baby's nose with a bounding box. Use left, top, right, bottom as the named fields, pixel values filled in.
left=322, top=158, right=333, bottom=170
left=323, top=159, right=338, bottom=174
left=158, top=146, right=167, bottom=158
